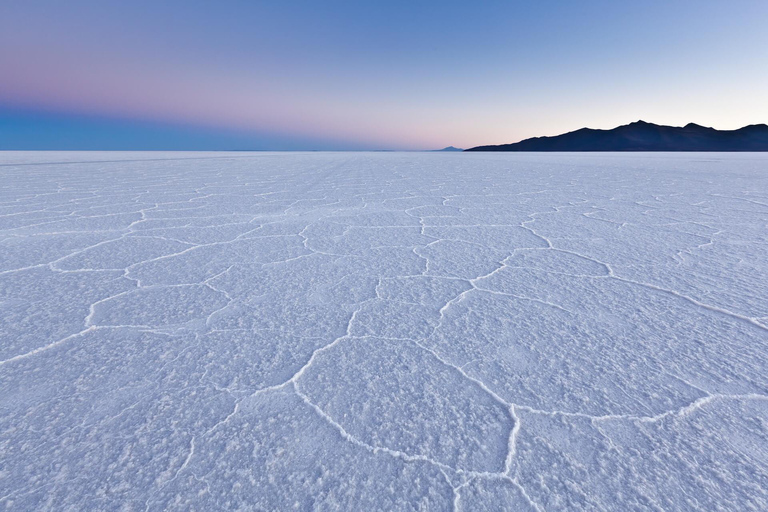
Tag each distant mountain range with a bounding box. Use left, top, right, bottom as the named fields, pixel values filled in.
left=466, top=121, right=768, bottom=151
left=435, top=146, right=463, bottom=151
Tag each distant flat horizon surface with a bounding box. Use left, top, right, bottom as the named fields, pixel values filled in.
left=1, top=152, right=767, bottom=510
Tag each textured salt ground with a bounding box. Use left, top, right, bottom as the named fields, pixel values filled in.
left=1, top=151, right=767, bottom=511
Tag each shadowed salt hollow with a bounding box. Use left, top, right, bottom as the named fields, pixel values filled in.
left=1, top=151, right=767, bottom=510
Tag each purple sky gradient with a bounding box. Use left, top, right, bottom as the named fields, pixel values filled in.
left=2, top=0, right=767, bottom=149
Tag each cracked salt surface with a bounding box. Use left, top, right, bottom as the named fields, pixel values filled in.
left=1, top=151, right=767, bottom=510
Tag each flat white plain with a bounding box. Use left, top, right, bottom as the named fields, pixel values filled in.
left=1, top=151, right=767, bottom=511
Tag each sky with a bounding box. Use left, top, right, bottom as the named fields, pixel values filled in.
left=1, top=0, right=767, bottom=150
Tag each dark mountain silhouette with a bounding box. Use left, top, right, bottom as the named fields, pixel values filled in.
left=435, top=146, right=463, bottom=151
left=466, top=121, right=768, bottom=151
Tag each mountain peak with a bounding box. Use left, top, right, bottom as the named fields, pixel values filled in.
left=683, top=122, right=714, bottom=130
left=741, top=123, right=768, bottom=131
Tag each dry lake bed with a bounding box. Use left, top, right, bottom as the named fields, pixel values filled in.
left=1, top=151, right=767, bottom=510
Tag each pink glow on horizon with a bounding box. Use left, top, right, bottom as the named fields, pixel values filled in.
left=1, top=45, right=459, bottom=149
left=3, top=38, right=767, bottom=150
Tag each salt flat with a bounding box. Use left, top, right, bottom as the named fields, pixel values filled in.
left=1, top=151, right=767, bottom=510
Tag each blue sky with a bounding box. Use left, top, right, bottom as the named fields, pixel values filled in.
left=1, top=0, right=766, bottom=149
